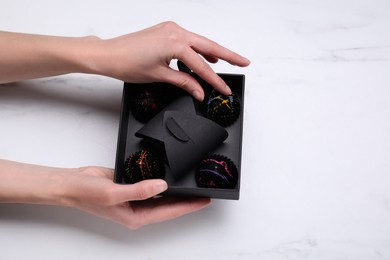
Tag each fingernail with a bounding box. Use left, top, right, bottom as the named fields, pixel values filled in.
left=225, top=85, right=232, bottom=95
left=155, top=180, right=168, bottom=193
left=192, top=90, right=204, bottom=102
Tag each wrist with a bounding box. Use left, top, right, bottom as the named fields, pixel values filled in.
left=71, top=35, right=105, bottom=76
left=0, top=159, right=78, bottom=206
left=0, top=32, right=106, bottom=83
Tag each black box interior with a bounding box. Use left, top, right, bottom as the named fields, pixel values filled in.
left=114, top=73, right=245, bottom=200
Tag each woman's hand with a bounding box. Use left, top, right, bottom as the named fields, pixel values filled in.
left=0, top=160, right=211, bottom=229
left=0, top=21, right=250, bottom=101
left=93, top=21, right=250, bottom=100
left=60, top=166, right=211, bottom=229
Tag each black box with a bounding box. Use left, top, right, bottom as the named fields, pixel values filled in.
left=114, top=73, right=245, bottom=200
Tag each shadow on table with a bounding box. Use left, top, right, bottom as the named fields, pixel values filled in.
left=0, top=201, right=229, bottom=245
left=0, top=75, right=122, bottom=116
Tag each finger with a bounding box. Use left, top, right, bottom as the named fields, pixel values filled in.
left=178, top=47, right=232, bottom=96
left=186, top=32, right=250, bottom=67
left=113, top=179, right=168, bottom=203
left=194, top=42, right=250, bottom=67
left=128, top=197, right=211, bottom=228
left=159, top=67, right=205, bottom=101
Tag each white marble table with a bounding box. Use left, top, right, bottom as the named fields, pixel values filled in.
left=1, top=0, right=390, bottom=259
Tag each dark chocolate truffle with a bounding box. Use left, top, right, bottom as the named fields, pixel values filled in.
left=200, top=90, right=240, bottom=127
left=129, top=88, right=168, bottom=123
left=124, top=150, right=165, bottom=184
left=196, top=154, right=238, bottom=189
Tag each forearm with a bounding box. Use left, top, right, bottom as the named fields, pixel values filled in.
left=0, top=31, right=101, bottom=84
left=0, top=159, right=74, bottom=205
left=0, top=23, right=250, bottom=99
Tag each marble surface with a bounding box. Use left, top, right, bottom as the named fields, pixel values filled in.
left=1, top=0, right=390, bottom=259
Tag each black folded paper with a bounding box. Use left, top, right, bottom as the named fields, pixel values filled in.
left=135, top=96, right=228, bottom=180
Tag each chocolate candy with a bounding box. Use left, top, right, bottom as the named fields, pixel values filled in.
left=200, top=90, right=240, bottom=127
left=124, top=150, right=165, bottom=184
left=129, top=88, right=168, bottom=123
left=196, top=154, right=238, bottom=189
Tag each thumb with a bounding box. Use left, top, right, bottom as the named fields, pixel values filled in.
left=114, top=179, right=168, bottom=203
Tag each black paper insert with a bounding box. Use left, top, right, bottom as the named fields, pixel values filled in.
left=136, top=96, right=228, bottom=180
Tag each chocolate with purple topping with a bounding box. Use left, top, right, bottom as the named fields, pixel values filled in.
left=195, top=154, right=238, bottom=189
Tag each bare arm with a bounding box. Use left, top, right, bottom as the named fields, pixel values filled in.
left=0, top=31, right=98, bottom=84
left=0, top=159, right=210, bottom=229
left=0, top=21, right=250, bottom=101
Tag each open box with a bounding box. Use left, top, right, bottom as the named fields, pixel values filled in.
left=114, top=73, right=245, bottom=200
